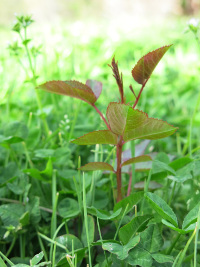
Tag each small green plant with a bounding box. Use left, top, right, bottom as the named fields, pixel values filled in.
left=8, top=15, right=50, bottom=136
left=39, top=45, right=177, bottom=202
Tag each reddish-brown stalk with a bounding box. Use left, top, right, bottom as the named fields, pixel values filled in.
left=116, top=136, right=123, bottom=202
left=108, top=58, right=127, bottom=201
left=133, top=79, right=149, bottom=109
left=91, top=104, right=111, bottom=130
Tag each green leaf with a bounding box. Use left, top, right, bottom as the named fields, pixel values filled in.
left=132, top=45, right=172, bottom=84
left=122, top=155, right=152, bottom=167
left=27, top=197, right=41, bottom=225
left=71, top=130, right=117, bottom=145
left=23, top=158, right=53, bottom=182
left=169, top=157, right=193, bottom=171
left=79, top=162, right=115, bottom=172
left=87, top=207, right=122, bottom=220
left=162, top=219, right=187, bottom=234
left=182, top=202, right=200, bottom=229
left=23, top=168, right=44, bottom=181
left=152, top=253, right=174, bottom=263
left=0, top=135, right=24, bottom=144
left=0, top=203, right=25, bottom=227
left=34, top=149, right=54, bottom=159
left=58, top=198, right=80, bottom=219
left=140, top=224, right=163, bottom=253
left=7, top=174, right=29, bottom=195
left=4, top=121, right=28, bottom=140
left=38, top=80, right=98, bottom=104
left=0, top=256, right=7, bottom=267
left=119, top=215, right=152, bottom=244
left=19, top=211, right=30, bottom=227
left=114, top=192, right=143, bottom=216
left=102, top=235, right=140, bottom=260
left=40, top=158, right=53, bottom=177
left=152, top=160, right=176, bottom=175
left=125, top=246, right=153, bottom=267
left=55, top=234, right=84, bottom=265
left=145, top=192, right=178, bottom=227
left=13, top=265, right=29, bottom=267
left=0, top=162, right=19, bottom=187
left=30, top=251, right=44, bottom=265
left=81, top=215, right=95, bottom=246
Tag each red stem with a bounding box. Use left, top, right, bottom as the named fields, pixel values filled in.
left=133, top=79, right=148, bottom=109
left=91, top=104, right=111, bottom=130
left=116, top=136, right=123, bottom=202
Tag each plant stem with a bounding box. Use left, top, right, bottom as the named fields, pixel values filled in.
left=37, top=230, right=49, bottom=262
left=194, top=206, right=200, bottom=267
left=97, top=217, right=108, bottom=265
left=175, top=228, right=196, bottom=267
left=0, top=251, right=14, bottom=266
left=133, top=79, right=148, bottom=109
left=116, top=136, right=123, bottom=202
left=5, top=235, right=17, bottom=257
left=114, top=204, right=129, bottom=240
left=38, top=232, right=68, bottom=251
left=167, top=233, right=181, bottom=254
left=82, top=173, right=92, bottom=266
left=91, top=104, right=111, bottom=130
left=51, top=170, right=58, bottom=239
left=131, top=141, right=136, bottom=193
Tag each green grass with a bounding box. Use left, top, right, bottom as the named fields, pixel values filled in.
left=0, top=15, right=200, bottom=266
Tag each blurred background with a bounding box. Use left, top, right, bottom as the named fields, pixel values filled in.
left=0, top=0, right=200, bottom=153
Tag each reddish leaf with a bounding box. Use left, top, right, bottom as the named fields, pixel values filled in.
left=106, top=103, right=147, bottom=135
left=38, top=80, right=97, bottom=104
left=132, top=45, right=172, bottom=84
left=106, top=103, right=129, bottom=135
left=71, top=130, right=118, bottom=145
left=121, top=155, right=152, bottom=167
left=86, top=79, right=102, bottom=99
left=79, top=162, right=115, bottom=172
left=106, top=103, right=177, bottom=142
left=124, top=117, right=178, bottom=142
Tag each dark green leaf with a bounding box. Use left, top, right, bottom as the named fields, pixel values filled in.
left=126, top=246, right=153, bottom=267
left=145, top=192, right=178, bottom=227
left=87, top=207, right=122, bottom=220
left=102, top=235, right=140, bottom=260
left=182, top=202, right=200, bottom=229
left=58, top=198, right=80, bottom=219
left=0, top=203, right=25, bottom=227
left=114, top=192, right=144, bottom=216
left=4, top=121, right=28, bottom=140
left=119, top=215, right=152, bottom=244
left=30, top=251, right=44, bottom=265
left=152, top=253, right=174, bottom=263
left=140, top=224, right=163, bottom=253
